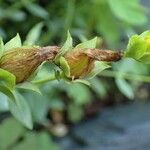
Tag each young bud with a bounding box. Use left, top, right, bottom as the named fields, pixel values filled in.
left=0, top=46, right=58, bottom=83
left=125, top=30, right=150, bottom=64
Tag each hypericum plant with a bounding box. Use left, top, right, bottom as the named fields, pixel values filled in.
left=0, top=30, right=150, bottom=129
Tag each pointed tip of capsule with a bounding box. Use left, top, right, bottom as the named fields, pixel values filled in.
left=86, top=49, right=123, bottom=62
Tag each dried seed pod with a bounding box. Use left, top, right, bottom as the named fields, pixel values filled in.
left=0, top=46, right=59, bottom=83
left=65, top=51, right=94, bottom=79
left=64, top=49, right=122, bottom=79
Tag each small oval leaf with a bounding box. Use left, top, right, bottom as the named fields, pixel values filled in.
left=8, top=91, right=33, bottom=129
left=24, top=22, right=44, bottom=45
left=73, top=79, right=91, bottom=86
left=139, top=53, right=150, bottom=64
left=16, top=82, right=41, bottom=95
left=59, top=56, right=70, bottom=77
left=86, top=61, right=110, bottom=79
left=4, top=33, right=22, bottom=51
left=56, top=31, right=73, bottom=58
left=116, top=78, right=134, bottom=99
left=74, top=37, right=97, bottom=50
left=0, top=37, right=4, bottom=58
left=0, top=85, right=16, bottom=101
left=0, top=68, right=16, bottom=90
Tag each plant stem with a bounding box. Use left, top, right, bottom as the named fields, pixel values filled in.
left=99, top=70, right=150, bottom=83
left=32, top=74, right=57, bottom=84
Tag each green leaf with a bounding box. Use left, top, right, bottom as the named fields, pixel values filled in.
left=140, top=30, right=150, bottom=38
left=0, top=92, right=9, bottom=111
left=59, top=56, right=70, bottom=77
left=25, top=92, right=50, bottom=123
left=114, top=58, right=148, bottom=75
left=4, top=33, right=21, bottom=51
left=96, top=3, right=120, bottom=48
left=67, top=104, right=84, bottom=123
left=7, top=10, right=26, bottom=22
left=116, top=78, right=134, bottom=99
left=28, top=61, right=46, bottom=81
left=73, top=79, right=91, bottom=86
left=56, top=31, right=73, bottom=58
left=8, top=91, right=33, bottom=129
left=139, top=53, right=150, bottom=64
left=86, top=61, right=110, bottom=79
left=108, top=0, right=147, bottom=25
left=24, top=22, right=44, bottom=45
left=0, top=37, right=4, bottom=58
left=0, top=28, right=6, bottom=39
left=0, top=118, right=24, bottom=150
left=90, top=77, right=107, bottom=98
left=74, top=37, right=97, bottom=50
left=12, top=132, right=59, bottom=150
left=48, top=98, right=65, bottom=110
left=125, top=35, right=147, bottom=59
left=67, top=83, right=91, bottom=105
left=0, top=85, right=16, bottom=101
left=54, top=70, right=62, bottom=81
left=25, top=3, right=49, bottom=19
left=16, top=82, right=41, bottom=95
left=140, top=30, right=150, bottom=52
left=0, top=68, right=16, bottom=90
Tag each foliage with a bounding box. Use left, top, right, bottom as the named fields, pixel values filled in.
left=0, top=0, right=147, bottom=48
left=0, top=25, right=150, bottom=129
left=125, top=30, right=150, bottom=63
left=0, top=27, right=112, bottom=128
left=0, top=0, right=150, bottom=149
left=0, top=118, right=59, bottom=150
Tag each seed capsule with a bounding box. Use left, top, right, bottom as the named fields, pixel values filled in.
left=64, top=49, right=122, bottom=79
left=0, top=46, right=59, bottom=83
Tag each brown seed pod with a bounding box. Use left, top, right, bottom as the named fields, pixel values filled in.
left=0, top=46, right=59, bottom=83
left=64, top=49, right=123, bottom=79
left=65, top=51, right=94, bottom=79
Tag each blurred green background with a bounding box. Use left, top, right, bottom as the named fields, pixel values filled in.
left=0, top=0, right=150, bottom=150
